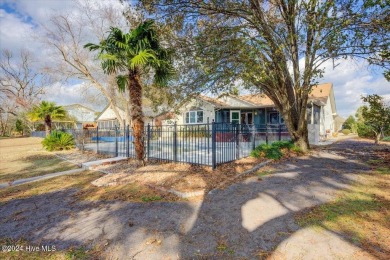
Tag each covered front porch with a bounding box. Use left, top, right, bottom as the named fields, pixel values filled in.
left=215, top=107, right=285, bottom=125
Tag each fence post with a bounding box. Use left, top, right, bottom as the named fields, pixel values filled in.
left=96, top=126, right=99, bottom=153
left=126, top=125, right=130, bottom=157
left=252, top=125, right=256, bottom=150
left=207, top=118, right=210, bottom=154
left=235, top=124, right=240, bottom=159
left=173, top=122, right=178, bottom=162
left=123, top=125, right=126, bottom=157
left=115, top=125, right=118, bottom=157
left=81, top=128, right=85, bottom=152
left=279, top=124, right=282, bottom=141
left=147, top=123, right=151, bottom=160
left=212, top=120, right=216, bottom=170
left=265, top=124, right=269, bottom=144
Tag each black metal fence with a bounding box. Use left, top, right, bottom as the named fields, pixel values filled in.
left=33, top=122, right=290, bottom=169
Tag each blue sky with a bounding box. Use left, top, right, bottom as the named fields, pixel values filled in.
left=0, top=0, right=389, bottom=117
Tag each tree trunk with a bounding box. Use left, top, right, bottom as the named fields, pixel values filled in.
left=44, top=115, right=52, bottom=137
left=292, top=127, right=310, bottom=152
left=281, top=105, right=310, bottom=152
left=375, top=133, right=380, bottom=144
left=128, top=70, right=145, bottom=161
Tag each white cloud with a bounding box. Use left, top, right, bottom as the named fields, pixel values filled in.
left=44, top=82, right=105, bottom=111
left=320, top=58, right=390, bottom=118
left=0, top=9, right=37, bottom=53
left=1, top=0, right=389, bottom=118
left=3, top=0, right=73, bottom=25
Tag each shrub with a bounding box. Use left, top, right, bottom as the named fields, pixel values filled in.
left=341, top=129, right=351, bottom=135
left=291, top=145, right=303, bottom=154
left=357, top=123, right=375, bottom=138
left=382, top=136, right=390, bottom=142
left=251, top=141, right=296, bottom=160
left=42, top=130, right=75, bottom=151
left=270, top=140, right=294, bottom=150
left=265, top=147, right=283, bottom=160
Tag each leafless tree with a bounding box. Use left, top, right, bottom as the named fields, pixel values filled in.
left=41, top=0, right=141, bottom=128
left=0, top=49, right=46, bottom=135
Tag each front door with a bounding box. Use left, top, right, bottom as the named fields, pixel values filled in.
left=230, top=110, right=240, bottom=124
left=241, top=112, right=253, bottom=125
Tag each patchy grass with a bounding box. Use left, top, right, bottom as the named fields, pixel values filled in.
left=0, top=171, right=102, bottom=204
left=295, top=169, right=390, bottom=259
left=0, top=238, right=103, bottom=260
left=215, top=239, right=235, bottom=256
left=382, top=136, right=390, bottom=142
left=0, top=137, right=79, bottom=183
left=256, top=170, right=273, bottom=180
left=0, top=170, right=179, bottom=205
left=376, top=167, right=390, bottom=175
left=141, top=195, right=162, bottom=202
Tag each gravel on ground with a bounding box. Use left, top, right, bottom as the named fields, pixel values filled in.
left=0, top=138, right=388, bottom=259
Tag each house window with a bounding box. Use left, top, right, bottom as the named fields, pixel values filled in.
left=230, top=110, right=240, bottom=124
left=241, top=112, right=253, bottom=125
left=218, top=110, right=230, bottom=123
left=313, top=105, right=320, bottom=124
left=307, top=106, right=312, bottom=124
left=98, top=120, right=118, bottom=129
left=185, top=110, right=204, bottom=124
left=269, top=112, right=279, bottom=124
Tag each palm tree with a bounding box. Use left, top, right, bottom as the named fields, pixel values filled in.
left=85, top=20, right=174, bottom=161
left=28, top=101, right=66, bottom=136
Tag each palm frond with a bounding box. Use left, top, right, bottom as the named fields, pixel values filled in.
left=116, top=75, right=128, bottom=92
left=84, top=43, right=101, bottom=51
left=98, top=53, right=118, bottom=61
left=154, top=63, right=176, bottom=87
left=27, top=101, right=66, bottom=121
left=85, top=20, right=175, bottom=90
left=130, top=50, right=157, bottom=70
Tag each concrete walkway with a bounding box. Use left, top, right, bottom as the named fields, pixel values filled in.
left=81, top=156, right=128, bottom=170
left=0, top=139, right=385, bottom=259
left=0, top=157, right=127, bottom=189
left=0, top=168, right=84, bottom=189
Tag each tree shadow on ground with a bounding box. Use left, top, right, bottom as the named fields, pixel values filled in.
left=0, top=139, right=388, bottom=259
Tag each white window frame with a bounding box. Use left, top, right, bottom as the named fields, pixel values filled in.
left=185, top=110, right=204, bottom=124
left=230, top=110, right=241, bottom=124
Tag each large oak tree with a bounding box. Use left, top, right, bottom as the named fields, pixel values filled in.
left=143, top=0, right=389, bottom=151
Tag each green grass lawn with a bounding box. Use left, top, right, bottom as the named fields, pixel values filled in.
left=296, top=162, right=390, bottom=259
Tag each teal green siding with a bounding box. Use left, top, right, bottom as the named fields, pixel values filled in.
left=255, top=108, right=266, bottom=124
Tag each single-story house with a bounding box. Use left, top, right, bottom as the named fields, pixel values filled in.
left=51, top=104, right=96, bottom=129
left=96, top=104, right=163, bottom=129
left=167, top=83, right=341, bottom=144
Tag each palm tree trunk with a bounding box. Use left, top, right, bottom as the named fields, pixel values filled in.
left=45, top=115, right=52, bottom=137
left=128, top=70, right=145, bottom=161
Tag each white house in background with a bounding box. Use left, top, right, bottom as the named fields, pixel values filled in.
left=52, top=104, right=96, bottom=129
left=169, top=83, right=342, bottom=144
left=96, top=104, right=163, bottom=129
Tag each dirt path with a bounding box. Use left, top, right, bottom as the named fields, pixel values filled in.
left=0, top=139, right=387, bottom=259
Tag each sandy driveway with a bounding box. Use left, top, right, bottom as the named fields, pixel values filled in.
left=0, top=139, right=386, bottom=259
